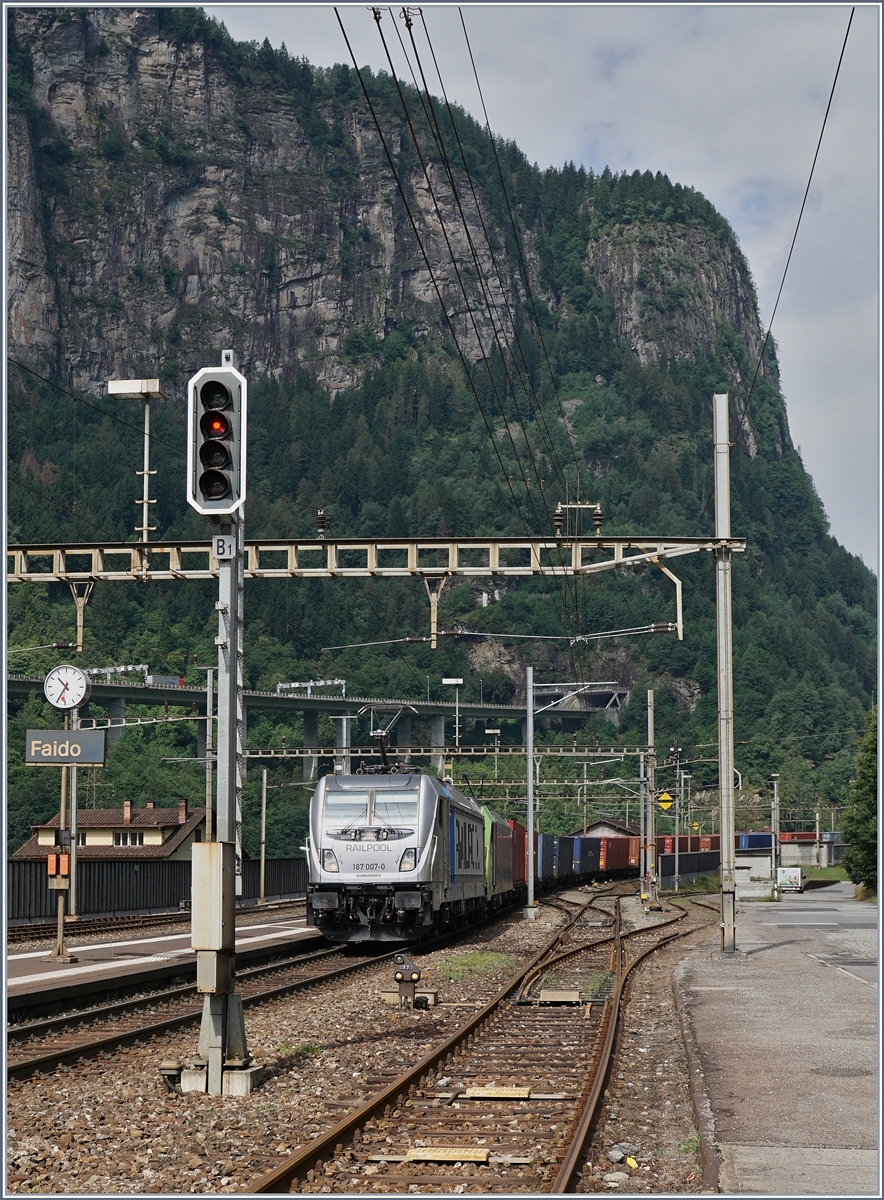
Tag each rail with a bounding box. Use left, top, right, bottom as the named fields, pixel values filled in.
left=246, top=893, right=705, bottom=1194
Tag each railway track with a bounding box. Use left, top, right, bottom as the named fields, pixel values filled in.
left=7, top=898, right=306, bottom=946
left=7, top=891, right=611, bottom=1083
left=7, top=943, right=384, bottom=1082
left=244, top=894, right=715, bottom=1194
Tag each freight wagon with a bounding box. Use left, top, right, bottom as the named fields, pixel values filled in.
left=306, top=772, right=643, bottom=944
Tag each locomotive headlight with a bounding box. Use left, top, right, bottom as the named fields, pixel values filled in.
left=399, top=847, right=416, bottom=872
left=322, top=848, right=339, bottom=872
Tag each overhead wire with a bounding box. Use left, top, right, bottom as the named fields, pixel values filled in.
left=371, top=7, right=557, bottom=538
left=456, top=8, right=585, bottom=491
left=402, top=9, right=572, bottom=499
left=424, top=9, right=671, bottom=696
left=10, top=476, right=132, bottom=543
left=317, top=512, right=435, bottom=701
left=731, top=5, right=855, bottom=453
left=372, top=8, right=593, bottom=687
left=454, top=6, right=644, bottom=672
left=416, top=10, right=574, bottom=493
left=452, top=7, right=651, bottom=681
left=688, top=4, right=855, bottom=540
left=8, top=356, right=302, bottom=522
left=632, top=6, right=859, bottom=731
left=572, top=1, right=857, bottom=695
left=391, top=7, right=593, bottom=677
left=336, top=6, right=586, bottom=685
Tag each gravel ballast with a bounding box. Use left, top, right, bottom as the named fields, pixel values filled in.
left=7, top=897, right=712, bottom=1195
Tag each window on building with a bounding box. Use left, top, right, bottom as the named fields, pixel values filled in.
left=77, top=831, right=87, bottom=847
left=113, top=830, right=144, bottom=846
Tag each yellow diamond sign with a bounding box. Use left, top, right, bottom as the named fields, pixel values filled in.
left=658, top=792, right=673, bottom=810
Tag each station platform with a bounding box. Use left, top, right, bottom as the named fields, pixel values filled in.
left=675, top=881, right=878, bottom=1196
left=6, top=912, right=319, bottom=1010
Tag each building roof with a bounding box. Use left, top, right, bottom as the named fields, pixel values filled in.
left=12, top=806, right=207, bottom=860
left=31, top=806, right=190, bottom=829
left=566, top=817, right=639, bottom=838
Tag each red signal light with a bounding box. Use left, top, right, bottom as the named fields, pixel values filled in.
left=200, top=411, right=231, bottom=440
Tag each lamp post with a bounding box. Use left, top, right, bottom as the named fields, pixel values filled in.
left=525, top=666, right=536, bottom=917
left=107, top=378, right=164, bottom=546
left=670, top=745, right=682, bottom=892
left=259, top=769, right=268, bottom=905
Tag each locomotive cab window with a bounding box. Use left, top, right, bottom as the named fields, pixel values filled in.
left=324, top=787, right=418, bottom=826
left=373, top=792, right=418, bottom=823
left=323, top=792, right=370, bottom=824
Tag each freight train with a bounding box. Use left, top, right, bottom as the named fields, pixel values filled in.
left=304, top=773, right=644, bottom=944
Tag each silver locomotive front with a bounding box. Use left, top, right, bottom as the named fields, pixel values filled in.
left=306, top=773, right=437, bottom=941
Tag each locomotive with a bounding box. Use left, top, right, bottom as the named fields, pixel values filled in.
left=304, top=771, right=642, bottom=944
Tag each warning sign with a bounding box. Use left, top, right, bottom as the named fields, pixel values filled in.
left=658, top=791, right=673, bottom=811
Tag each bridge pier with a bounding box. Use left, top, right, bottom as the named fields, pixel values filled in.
left=302, top=711, right=318, bottom=782
left=430, top=714, right=445, bottom=777
left=107, top=696, right=126, bottom=744
left=333, top=716, right=351, bottom=776
left=397, top=713, right=412, bottom=763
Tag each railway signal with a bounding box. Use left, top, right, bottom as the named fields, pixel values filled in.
left=187, top=353, right=247, bottom=515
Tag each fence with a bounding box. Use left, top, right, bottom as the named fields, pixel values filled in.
left=656, top=850, right=720, bottom=889
left=7, top=857, right=307, bottom=922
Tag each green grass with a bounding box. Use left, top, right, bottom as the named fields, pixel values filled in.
left=803, top=866, right=849, bottom=881
left=276, top=1040, right=323, bottom=1058
left=661, top=874, right=720, bottom=895
left=435, top=951, right=515, bottom=982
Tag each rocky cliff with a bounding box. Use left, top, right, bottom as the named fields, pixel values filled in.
left=9, top=5, right=768, bottom=441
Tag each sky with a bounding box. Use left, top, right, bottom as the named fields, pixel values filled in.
left=205, top=2, right=881, bottom=574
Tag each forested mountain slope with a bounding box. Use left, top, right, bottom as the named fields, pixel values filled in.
left=6, top=8, right=876, bottom=856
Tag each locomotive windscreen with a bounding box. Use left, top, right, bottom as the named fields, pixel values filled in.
left=323, top=792, right=369, bottom=822
left=374, top=793, right=418, bottom=822
left=323, top=787, right=418, bottom=824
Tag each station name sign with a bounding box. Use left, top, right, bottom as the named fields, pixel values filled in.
left=26, top=729, right=106, bottom=765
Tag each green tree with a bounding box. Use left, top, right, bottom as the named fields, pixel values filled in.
left=841, top=706, right=877, bottom=893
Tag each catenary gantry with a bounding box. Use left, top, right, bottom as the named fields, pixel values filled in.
left=6, top=534, right=744, bottom=583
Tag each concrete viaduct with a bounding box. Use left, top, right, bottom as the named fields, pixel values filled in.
left=8, top=675, right=628, bottom=778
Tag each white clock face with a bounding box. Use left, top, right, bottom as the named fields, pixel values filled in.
left=44, top=665, right=91, bottom=710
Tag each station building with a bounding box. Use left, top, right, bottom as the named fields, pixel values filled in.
left=12, top=799, right=207, bottom=862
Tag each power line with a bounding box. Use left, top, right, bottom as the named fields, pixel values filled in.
left=8, top=357, right=186, bottom=455
left=402, top=10, right=572, bottom=499
left=369, top=8, right=588, bottom=680
left=398, top=10, right=595, bottom=667
left=335, top=7, right=584, bottom=683
left=9, top=476, right=130, bottom=543
left=729, top=7, right=854, bottom=451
